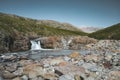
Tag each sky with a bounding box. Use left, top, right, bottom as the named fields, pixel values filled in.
left=0, top=0, right=120, bottom=28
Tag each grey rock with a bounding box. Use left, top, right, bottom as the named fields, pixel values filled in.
left=0, top=77, right=4, bottom=80
left=64, top=56, right=71, bottom=61
left=59, top=74, right=74, bottom=80
left=78, top=60, right=84, bottom=66
left=13, top=68, right=23, bottom=76
left=30, top=77, right=44, bottom=80
left=86, top=77, right=95, bottom=80
left=82, top=63, right=102, bottom=72
left=21, top=75, right=28, bottom=80
left=74, top=74, right=84, bottom=80
left=5, top=63, right=17, bottom=72
left=2, top=71, right=16, bottom=79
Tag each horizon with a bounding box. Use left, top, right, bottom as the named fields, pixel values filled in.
left=0, top=0, right=120, bottom=28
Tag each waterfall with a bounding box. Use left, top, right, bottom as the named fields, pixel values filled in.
left=30, top=40, right=42, bottom=50
left=61, top=38, right=72, bottom=49
left=30, top=39, right=55, bottom=51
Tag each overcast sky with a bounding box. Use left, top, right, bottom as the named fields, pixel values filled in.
left=0, top=0, right=120, bottom=28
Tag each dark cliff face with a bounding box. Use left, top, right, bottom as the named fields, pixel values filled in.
left=3, top=36, right=14, bottom=51
left=0, top=33, right=31, bottom=53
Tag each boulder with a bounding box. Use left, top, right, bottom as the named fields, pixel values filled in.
left=55, top=63, right=85, bottom=75
left=12, top=77, right=22, bottom=80
left=74, top=74, right=84, bottom=80
left=84, top=54, right=99, bottom=62
left=41, top=36, right=61, bottom=49
left=69, top=52, right=80, bottom=59
left=5, top=63, right=17, bottom=72
left=49, top=57, right=64, bottom=66
left=108, top=71, right=120, bottom=80
left=2, top=71, right=16, bottom=79
left=23, top=63, right=44, bottom=78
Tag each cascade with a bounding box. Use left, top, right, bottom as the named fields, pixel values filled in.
left=30, top=39, right=55, bottom=51
left=30, top=40, right=42, bottom=50
left=61, top=38, right=72, bottom=49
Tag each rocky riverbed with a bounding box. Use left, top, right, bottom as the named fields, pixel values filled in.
left=0, top=49, right=120, bottom=80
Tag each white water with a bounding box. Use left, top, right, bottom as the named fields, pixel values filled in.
left=30, top=40, right=42, bottom=50
left=30, top=40, right=57, bottom=51
left=31, top=37, right=73, bottom=50
left=61, top=38, right=72, bottom=49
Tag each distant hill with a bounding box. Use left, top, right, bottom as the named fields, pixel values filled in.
left=88, top=23, right=120, bottom=40
left=0, top=12, right=86, bottom=38
left=80, top=27, right=101, bottom=33
left=36, top=20, right=81, bottom=32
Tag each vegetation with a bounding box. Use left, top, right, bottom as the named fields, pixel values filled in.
left=88, top=23, right=120, bottom=40
left=0, top=12, right=87, bottom=38
left=1, top=12, right=119, bottom=40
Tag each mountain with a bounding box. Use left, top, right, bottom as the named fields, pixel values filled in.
left=0, top=12, right=86, bottom=37
left=36, top=20, right=81, bottom=32
left=80, top=27, right=101, bottom=33
left=88, top=23, right=120, bottom=40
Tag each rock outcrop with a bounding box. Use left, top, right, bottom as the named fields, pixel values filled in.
left=39, top=36, right=97, bottom=50
left=0, top=32, right=30, bottom=53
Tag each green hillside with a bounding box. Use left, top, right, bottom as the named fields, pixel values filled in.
left=88, top=23, right=120, bottom=40
left=0, top=12, right=86, bottom=38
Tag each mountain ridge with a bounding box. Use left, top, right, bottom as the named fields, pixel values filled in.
left=88, top=23, right=120, bottom=40
left=80, top=27, right=102, bottom=33
left=0, top=12, right=86, bottom=37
